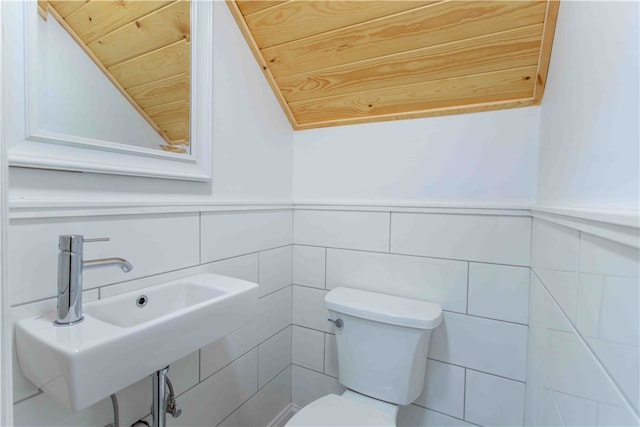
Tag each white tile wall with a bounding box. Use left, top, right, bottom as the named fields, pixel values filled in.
left=292, top=285, right=331, bottom=332
left=170, top=349, right=258, bottom=427
left=292, top=245, right=326, bottom=288
left=391, top=213, right=531, bottom=266
left=292, top=326, right=324, bottom=372
left=294, top=210, right=390, bottom=252
left=430, top=312, right=528, bottom=381
left=12, top=208, right=295, bottom=427
left=397, top=404, right=475, bottom=427
left=200, top=285, right=292, bottom=379
left=259, top=246, right=293, bottom=297
left=414, top=360, right=465, bottom=419
left=324, top=334, right=339, bottom=378
left=201, top=210, right=292, bottom=262
left=464, top=369, right=525, bottom=426
left=527, top=218, right=640, bottom=427
left=291, top=365, right=345, bottom=408
left=291, top=209, right=533, bottom=426
left=326, top=249, right=468, bottom=313
left=220, top=367, right=291, bottom=427
left=258, top=327, right=292, bottom=388
left=9, top=213, right=200, bottom=305
left=468, top=263, right=529, bottom=324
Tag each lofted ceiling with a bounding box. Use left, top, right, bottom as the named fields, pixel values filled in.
left=41, top=0, right=190, bottom=150
left=227, top=0, right=559, bottom=130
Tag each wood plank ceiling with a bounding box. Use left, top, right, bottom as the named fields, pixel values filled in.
left=41, top=0, right=190, bottom=151
left=228, top=0, right=559, bottom=130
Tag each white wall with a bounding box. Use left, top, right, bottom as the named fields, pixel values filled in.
left=293, top=107, right=540, bottom=205
left=537, top=1, right=639, bottom=210
left=9, top=2, right=294, bottom=204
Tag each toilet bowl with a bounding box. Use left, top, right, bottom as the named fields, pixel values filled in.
left=286, top=287, right=442, bottom=427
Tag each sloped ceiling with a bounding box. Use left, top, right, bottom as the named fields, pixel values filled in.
left=41, top=0, right=190, bottom=150
left=227, top=0, right=559, bottom=130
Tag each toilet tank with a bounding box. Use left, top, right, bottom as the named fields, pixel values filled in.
left=325, top=287, right=442, bottom=406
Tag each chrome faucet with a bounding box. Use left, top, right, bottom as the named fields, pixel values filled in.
left=55, top=235, right=133, bottom=326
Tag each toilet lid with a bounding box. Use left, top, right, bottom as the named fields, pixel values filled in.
left=286, top=394, right=396, bottom=427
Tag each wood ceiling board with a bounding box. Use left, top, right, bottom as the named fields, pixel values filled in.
left=162, top=121, right=189, bottom=142
left=63, top=0, right=172, bottom=44
left=236, top=0, right=288, bottom=16
left=48, top=0, right=88, bottom=18
left=245, top=1, right=433, bottom=49
left=534, top=0, right=559, bottom=101
left=108, top=39, right=190, bottom=89
left=290, top=66, right=537, bottom=125
left=263, top=1, right=547, bottom=78
left=293, top=98, right=539, bottom=130
left=128, top=74, right=190, bottom=109
left=88, top=0, right=189, bottom=68
left=278, top=24, right=543, bottom=103
left=226, top=0, right=300, bottom=129
left=147, top=101, right=189, bottom=125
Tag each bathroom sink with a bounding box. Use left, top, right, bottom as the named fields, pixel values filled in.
left=15, top=273, right=258, bottom=411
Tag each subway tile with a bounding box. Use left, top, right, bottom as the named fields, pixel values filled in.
left=532, top=277, right=636, bottom=416
left=294, top=210, right=390, bottom=252
left=324, top=334, right=339, bottom=378
left=169, top=351, right=200, bottom=397
left=258, top=327, right=292, bottom=388
left=414, top=360, right=465, bottom=419
left=9, top=213, right=200, bottom=305
left=579, top=233, right=640, bottom=277
left=100, top=253, right=259, bottom=298
left=465, top=370, right=525, bottom=426
left=524, top=339, right=564, bottom=427
left=169, top=349, right=258, bottom=427
left=220, top=367, right=291, bottom=427
left=14, top=387, right=113, bottom=427
left=291, top=366, right=345, bottom=408
left=430, top=312, right=528, bottom=381
left=596, top=402, right=639, bottom=426
left=576, top=235, right=639, bottom=411
left=468, top=263, right=529, bottom=324
left=259, top=246, right=292, bottom=297
left=200, top=286, right=291, bottom=379
left=291, top=326, right=325, bottom=373
left=553, top=391, right=597, bottom=426
left=534, top=268, right=578, bottom=323
left=293, top=245, right=326, bottom=289
left=532, top=220, right=579, bottom=271
left=391, top=213, right=531, bottom=266
left=397, top=404, right=474, bottom=427
left=292, top=285, right=331, bottom=333
left=326, top=249, right=468, bottom=313
left=13, top=373, right=149, bottom=427
left=201, top=210, right=292, bottom=263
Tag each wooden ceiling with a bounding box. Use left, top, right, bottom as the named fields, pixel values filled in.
left=228, top=0, right=559, bottom=130
left=41, top=0, right=190, bottom=150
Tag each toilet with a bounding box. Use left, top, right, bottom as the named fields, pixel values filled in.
left=286, top=287, right=442, bottom=427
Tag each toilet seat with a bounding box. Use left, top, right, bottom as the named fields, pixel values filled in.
left=285, top=393, right=397, bottom=427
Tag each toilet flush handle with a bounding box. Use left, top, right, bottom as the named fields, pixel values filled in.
left=328, top=318, right=343, bottom=328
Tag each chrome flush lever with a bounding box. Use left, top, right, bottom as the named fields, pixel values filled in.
left=328, top=318, right=344, bottom=328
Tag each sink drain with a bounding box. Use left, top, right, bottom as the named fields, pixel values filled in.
left=136, top=295, right=148, bottom=307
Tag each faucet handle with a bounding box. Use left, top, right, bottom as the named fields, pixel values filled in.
left=83, top=237, right=110, bottom=243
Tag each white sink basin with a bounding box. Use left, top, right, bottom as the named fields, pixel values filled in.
left=15, top=273, right=258, bottom=411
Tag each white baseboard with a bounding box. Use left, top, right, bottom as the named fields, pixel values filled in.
left=268, top=403, right=300, bottom=427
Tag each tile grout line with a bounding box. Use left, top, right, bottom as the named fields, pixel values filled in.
left=463, top=368, right=467, bottom=421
